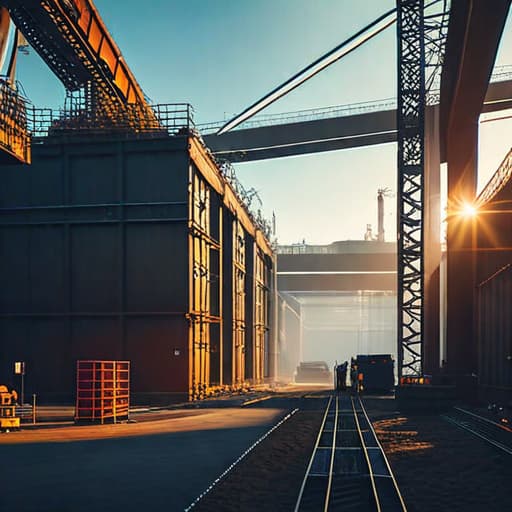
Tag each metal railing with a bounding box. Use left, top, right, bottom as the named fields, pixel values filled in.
left=277, top=244, right=331, bottom=255
left=29, top=103, right=195, bottom=140
left=199, top=65, right=512, bottom=134
left=16, top=100, right=274, bottom=245
left=198, top=98, right=396, bottom=134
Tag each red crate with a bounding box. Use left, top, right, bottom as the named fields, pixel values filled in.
left=75, top=361, right=130, bottom=423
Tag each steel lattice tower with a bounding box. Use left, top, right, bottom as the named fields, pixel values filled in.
left=397, top=0, right=450, bottom=379
left=397, top=0, right=426, bottom=378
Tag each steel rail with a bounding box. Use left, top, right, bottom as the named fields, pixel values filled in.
left=442, top=408, right=512, bottom=455
left=294, top=395, right=333, bottom=512
left=352, top=395, right=381, bottom=512
left=455, top=407, right=512, bottom=432
left=355, top=395, right=408, bottom=511
left=295, top=393, right=407, bottom=511
left=324, top=395, right=338, bottom=511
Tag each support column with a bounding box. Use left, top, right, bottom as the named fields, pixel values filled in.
left=396, top=0, right=425, bottom=378
left=446, top=122, right=478, bottom=377
left=423, top=105, right=441, bottom=374
left=268, top=253, right=278, bottom=383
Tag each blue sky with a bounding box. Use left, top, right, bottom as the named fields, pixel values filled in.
left=13, top=1, right=512, bottom=244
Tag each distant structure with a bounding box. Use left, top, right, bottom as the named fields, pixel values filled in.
left=363, top=224, right=372, bottom=241
left=363, top=188, right=393, bottom=242
left=377, top=188, right=393, bottom=242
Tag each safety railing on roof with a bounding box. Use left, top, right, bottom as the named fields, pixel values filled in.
left=198, top=65, right=512, bottom=134
left=28, top=103, right=195, bottom=139
left=277, top=244, right=331, bottom=255
left=21, top=100, right=275, bottom=244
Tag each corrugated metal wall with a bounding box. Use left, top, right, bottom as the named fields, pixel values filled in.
left=475, top=182, right=512, bottom=404
left=477, top=265, right=512, bottom=404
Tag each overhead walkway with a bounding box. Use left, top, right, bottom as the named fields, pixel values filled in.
left=202, top=68, right=512, bottom=162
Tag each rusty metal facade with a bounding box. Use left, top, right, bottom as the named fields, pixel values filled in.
left=474, top=148, right=512, bottom=404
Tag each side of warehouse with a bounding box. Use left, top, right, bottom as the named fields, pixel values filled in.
left=0, top=133, right=275, bottom=403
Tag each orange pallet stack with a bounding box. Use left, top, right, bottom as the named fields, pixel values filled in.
left=75, top=360, right=130, bottom=424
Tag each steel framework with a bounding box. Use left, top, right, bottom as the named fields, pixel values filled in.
left=397, top=0, right=450, bottom=378
left=397, top=0, right=425, bottom=377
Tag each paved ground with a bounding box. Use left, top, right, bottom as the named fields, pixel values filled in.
left=5, top=388, right=508, bottom=512
left=0, top=406, right=286, bottom=512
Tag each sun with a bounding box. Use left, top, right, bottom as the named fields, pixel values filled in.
left=461, top=203, right=477, bottom=217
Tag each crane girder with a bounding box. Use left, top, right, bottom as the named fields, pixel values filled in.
left=0, top=0, right=161, bottom=164
left=3, top=0, right=147, bottom=109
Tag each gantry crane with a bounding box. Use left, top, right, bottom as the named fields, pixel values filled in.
left=0, top=0, right=157, bottom=165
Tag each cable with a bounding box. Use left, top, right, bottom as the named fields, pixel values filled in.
left=216, top=7, right=398, bottom=135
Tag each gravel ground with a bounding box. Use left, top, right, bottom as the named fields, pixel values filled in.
left=191, top=394, right=511, bottom=512
left=365, top=397, right=512, bottom=512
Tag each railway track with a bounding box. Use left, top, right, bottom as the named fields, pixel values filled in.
left=442, top=407, right=512, bottom=455
left=295, top=393, right=406, bottom=511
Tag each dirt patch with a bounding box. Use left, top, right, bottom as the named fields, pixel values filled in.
left=364, top=397, right=512, bottom=512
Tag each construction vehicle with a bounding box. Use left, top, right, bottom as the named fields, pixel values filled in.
left=351, top=354, right=395, bottom=393
left=0, top=385, right=20, bottom=431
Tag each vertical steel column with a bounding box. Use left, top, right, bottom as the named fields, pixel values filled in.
left=253, top=248, right=269, bottom=383
left=397, top=0, right=425, bottom=378
left=232, top=218, right=246, bottom=385
left=188, top=170, right=221, bottom=399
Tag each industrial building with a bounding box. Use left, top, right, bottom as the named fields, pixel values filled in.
left=0, top=0, right=510, bottom=410
left=276, top=240, right=396, bottom=380
left=0, top=117, right=275, bottom=403
left=0, top=1, right=276, bottom=404
left=472, top=149, right=512, bottom=404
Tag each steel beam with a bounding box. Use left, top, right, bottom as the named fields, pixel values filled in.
left=204, top=79, right=511, bottom=162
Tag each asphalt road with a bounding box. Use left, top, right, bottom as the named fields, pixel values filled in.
left=0, top=407, right=286, bottom=512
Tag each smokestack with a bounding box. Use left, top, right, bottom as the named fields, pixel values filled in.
left=377, top=189, right=384, bottom=242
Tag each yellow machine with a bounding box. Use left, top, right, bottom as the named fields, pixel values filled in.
left=0, top=385, right=20, bottom=430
